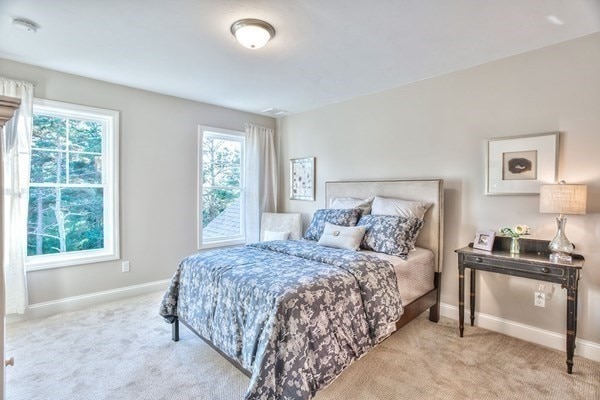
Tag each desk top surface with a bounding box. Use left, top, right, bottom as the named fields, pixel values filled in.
left=455, top=245, right=585, bottom=269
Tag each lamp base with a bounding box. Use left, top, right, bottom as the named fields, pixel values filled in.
left=548, top=215, right=574, bottom=251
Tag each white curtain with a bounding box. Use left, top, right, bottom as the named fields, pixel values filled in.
left=244, top=123, right=278, bottom=243
left=1, top=77, right=34, bottom=314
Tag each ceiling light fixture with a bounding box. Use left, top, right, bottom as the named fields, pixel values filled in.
left=230, top=19, right=275, bottom=49
left=12, top=18, right=39, bottom=33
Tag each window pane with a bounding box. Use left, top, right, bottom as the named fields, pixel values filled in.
left=30, top=150, right=66, bottom=184
left=27, top=187, right=104, bottom=256
left=27, top=187, right=59, bottom=256
left=69, top=119, right=102, bottom=153
left=61, top=188, right=104, bottom=252
left=202, top=189, right=241, bottom=239
left=32, top=114, right=66, bottom=150
left=202, top=137, right=241, bottom=187
left=69, top=153, right=102, bottom=184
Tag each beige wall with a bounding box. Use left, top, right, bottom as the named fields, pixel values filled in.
left=0, top=58, right=275, bottom=304
left=278, top=33, right=600, bottom=344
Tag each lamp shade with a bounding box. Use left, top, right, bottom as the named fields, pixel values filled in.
left=539, top=182, right=587, bottom=215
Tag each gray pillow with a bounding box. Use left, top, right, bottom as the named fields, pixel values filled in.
left=357, top=215, right=424, bottom=259
left=303, top=208, right=361, bottom=241
left=371, top=196, right=431, bottom=220
left=329, top=196, right=374, bottom=215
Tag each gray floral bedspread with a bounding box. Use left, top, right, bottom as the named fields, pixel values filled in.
left=159, top=240, right=403, bottom=400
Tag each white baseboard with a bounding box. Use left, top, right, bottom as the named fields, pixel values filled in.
left=440, top=303, right=600, bottom=362
left=7, top=279, right=171, bottom=324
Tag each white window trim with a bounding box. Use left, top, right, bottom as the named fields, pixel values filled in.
left=26, top=98, right=120, bottom=271
left=197, top=125, right=245, bottom=250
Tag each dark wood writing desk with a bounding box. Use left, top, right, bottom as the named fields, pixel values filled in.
left=455, top=237, right=584, bottom=374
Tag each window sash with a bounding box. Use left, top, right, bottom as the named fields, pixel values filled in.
left=198, top=126, right=245, bottom=248
left=26, top=98, right=119, bottom=270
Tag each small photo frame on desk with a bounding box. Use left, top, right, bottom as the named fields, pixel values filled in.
left=473, top=230, right=496, bottom=251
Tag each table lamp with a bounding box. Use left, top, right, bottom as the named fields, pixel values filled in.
left=539, top=181, right=587, bottom=263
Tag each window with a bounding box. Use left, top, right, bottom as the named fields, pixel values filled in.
left=26, top=99, right=119, bottom=270
left=198, top=126, right=245, bottom=248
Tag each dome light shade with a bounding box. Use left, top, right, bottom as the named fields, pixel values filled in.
left=231, top=19, right=275, bottom=49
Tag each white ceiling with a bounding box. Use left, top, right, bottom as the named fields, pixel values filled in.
left=1, top=0, right=599, bottom=116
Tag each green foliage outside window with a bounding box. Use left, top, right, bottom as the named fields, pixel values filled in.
left=202, top=135, right=242, bottom=239
left=27, top=114, right=104, bottom=256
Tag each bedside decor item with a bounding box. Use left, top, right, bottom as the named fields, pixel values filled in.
left=485, top=132, right=558, bottom=195
left=473, top=230, right=495, bottom=251
left=290, top=157, right=315, bottom=201
left=539, top=181, right=587, bottom=263
left=499, top=225, right=530, bottom=254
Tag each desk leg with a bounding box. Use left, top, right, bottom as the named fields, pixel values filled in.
left=459, top=263, right=465, bottom=337
left=565, top=269, right=579, bottom=374
left=470, top=269, right=476, bottom=327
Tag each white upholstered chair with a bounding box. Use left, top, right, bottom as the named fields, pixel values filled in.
left=260, top=212, right=302, bottom=241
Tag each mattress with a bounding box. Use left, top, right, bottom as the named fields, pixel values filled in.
left=362, top=247, right=435, bottom=305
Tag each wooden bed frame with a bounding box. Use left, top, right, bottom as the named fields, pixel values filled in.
left=169, top=178, right=444, bottom=377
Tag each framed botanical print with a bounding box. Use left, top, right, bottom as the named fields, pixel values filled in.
left=290, top=157, right=315, bottom=201
left=485, top=132, right=558, bottom=195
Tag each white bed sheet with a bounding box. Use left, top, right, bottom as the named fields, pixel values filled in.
left=362, top=247, right=435, bottom=306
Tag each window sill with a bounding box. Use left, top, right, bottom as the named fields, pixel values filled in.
left=26, top=252, right=119, bottom=271
left=199, top=239, right=245, bottom=250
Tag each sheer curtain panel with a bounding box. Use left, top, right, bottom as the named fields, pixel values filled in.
left=1, top=77, right=33, bottom=314
left=244, top=124, right=278, bottom=243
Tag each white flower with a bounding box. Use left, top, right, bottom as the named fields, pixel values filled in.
left=513, top=224, right=529, bottom=235
left=500, top=224, right=530, bottom=238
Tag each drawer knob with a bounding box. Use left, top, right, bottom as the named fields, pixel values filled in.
left=475, top=257, right=483, bottom=263
left=542, top=267, right=550, bottom=273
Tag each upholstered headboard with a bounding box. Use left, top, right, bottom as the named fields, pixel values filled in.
left=325, top=179, right=444, bottom=273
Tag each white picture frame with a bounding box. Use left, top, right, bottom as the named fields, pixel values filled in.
left=485, top=132, right=558, bottom=195
left=473, top=230, right=496, bottom=251
left=290, top=157, right=315, bottom=201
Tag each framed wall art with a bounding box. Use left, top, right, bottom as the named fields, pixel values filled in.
left=485, top=132, right=558, bottom=195
left=290, top=157, right=315, bottom=201
left=473, top=230, right=495, bottom=251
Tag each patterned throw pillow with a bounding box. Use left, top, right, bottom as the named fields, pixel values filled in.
left=303, top=208, right=362, bottom=241
left=357, top=215, right=424, bottom=259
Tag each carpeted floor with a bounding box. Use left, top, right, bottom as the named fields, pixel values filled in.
left=6, top=291, right=600, bottom=400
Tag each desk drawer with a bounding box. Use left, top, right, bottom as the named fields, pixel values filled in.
left=464, top=254, right=565, bottom=278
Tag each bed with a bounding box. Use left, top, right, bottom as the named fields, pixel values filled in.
left=160, top=179, right=444, bottom=400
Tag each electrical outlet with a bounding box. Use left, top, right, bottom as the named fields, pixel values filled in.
left=122, top=261, right=130, bottom=273
left=534, top=291, right=545, bottom=307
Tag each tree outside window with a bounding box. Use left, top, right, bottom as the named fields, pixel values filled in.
left=27, top=99, right=119, bottom=269
left=199, top=128, right=244, bottom=247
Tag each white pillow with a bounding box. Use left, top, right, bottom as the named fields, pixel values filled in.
left=317, top=223, right=367, bottom=251
left=371, top=196, right=431, bottom=220
left=329, top=196, right=374, bottom=214
left=263, top=230, right=290, bottom=241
